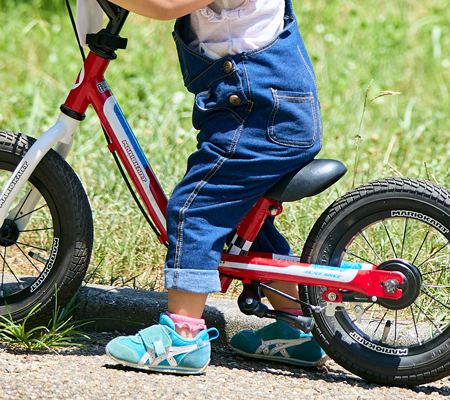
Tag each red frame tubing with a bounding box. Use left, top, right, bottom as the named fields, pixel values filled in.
left=63, top=52, right=168, bottom=243
left=219, top=252, right=404, bottom=300
left=64, top=53, right=110, bottom=114
left=220, top=197, right=282, bottom=291
left=235, top=197, right=282, bottom=242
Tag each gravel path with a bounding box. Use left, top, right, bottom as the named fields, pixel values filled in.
left=1, top=332, right=449, bottom=400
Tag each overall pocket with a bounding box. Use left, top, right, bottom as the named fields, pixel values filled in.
left=193, top=74, right=250, bottom=129
left=267, top=89, right=319, bottom=148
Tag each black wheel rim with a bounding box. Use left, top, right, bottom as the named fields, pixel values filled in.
left=316, top=197, right=450, bottom=358
left=0, top=161, right=61, bottom=306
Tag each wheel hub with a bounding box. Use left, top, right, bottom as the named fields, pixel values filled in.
left=0, top=219, right=20, bottom=247
left=377, top=259, right=422, bottom=310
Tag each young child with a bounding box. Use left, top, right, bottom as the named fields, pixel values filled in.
left=106, top=0, right=326, bottom=374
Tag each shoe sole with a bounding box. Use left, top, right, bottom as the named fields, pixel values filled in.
left=106, top=348, right=210, bottom=375
left=231, top=346, right=329, bottom=368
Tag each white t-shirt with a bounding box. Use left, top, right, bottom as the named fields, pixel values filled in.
left=188, top=0, right=285, bottom=60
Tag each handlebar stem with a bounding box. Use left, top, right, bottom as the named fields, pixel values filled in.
left=86, top=0, right=129, bottom=59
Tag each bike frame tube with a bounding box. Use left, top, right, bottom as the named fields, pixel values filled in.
left=64, top=52, right=169, bottom=243
left=219, top=252, right=404, bottom=300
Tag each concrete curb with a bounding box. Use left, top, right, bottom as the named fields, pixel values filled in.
left=74, top=284, right=269, bottom=345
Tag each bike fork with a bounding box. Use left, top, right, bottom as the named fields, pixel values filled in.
left=0, top=113, right=78, bottom=228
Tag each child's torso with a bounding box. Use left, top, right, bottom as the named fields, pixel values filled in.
left=188, top=0, right=285, bottom=60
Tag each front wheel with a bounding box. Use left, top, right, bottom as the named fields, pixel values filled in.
left=301, top=177, right=450, bottom=386
left=0, top=131, right=93, bottom=328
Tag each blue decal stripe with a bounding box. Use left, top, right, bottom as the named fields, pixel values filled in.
left=310, top=261, right=363, bottom=270
left=113, top=103, right=149, bottom=168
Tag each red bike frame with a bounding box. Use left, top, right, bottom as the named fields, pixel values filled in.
left=62, top=50, right=405, bottom=304
left=65, top=53, right=168, bottom=244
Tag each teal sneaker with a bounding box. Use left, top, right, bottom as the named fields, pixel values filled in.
left=230, top=320, right=327, bottom=367
left=106, top=313, right=219, bottom=374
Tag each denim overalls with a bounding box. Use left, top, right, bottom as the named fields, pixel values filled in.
left=164, top=0, right=322, bottom=293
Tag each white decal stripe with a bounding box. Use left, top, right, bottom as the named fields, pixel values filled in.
left=220, top=260, right=360, bottom=283
left=273, top=254, right=301, bottom=262
left=103, top=97, right=166, bottom=230
left=242, top=241, right=253, bottom=251
left=228, top=246, right=241, bottom=255
left=72, top=66, right=85, bottom=90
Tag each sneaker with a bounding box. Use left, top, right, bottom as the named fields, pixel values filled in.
left=230, top=319, right=327, bottom=367
left=106, top=313, right=219, bottom=374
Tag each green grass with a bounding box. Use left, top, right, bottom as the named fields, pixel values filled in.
left=0, top=288, right=91, bottom=351
left=0, top=0, right=449, bottom=289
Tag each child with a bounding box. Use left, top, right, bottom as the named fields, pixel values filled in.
left=106, top=0, right=326, bottom=374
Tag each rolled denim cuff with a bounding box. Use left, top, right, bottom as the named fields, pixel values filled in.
left=164, top=268, right=222, bottom=293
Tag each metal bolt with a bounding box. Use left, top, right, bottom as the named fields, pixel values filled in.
left=384, top=279, right=399, bottom=293
left=245, top=298, right=254, bottom=305
left=268, top=206, right=278, bottom=216
left=327, top=292, right=337, bottom=301
left=354, top=305, right=363, bottom=314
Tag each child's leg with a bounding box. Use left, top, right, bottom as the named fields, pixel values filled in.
left=167, top=289, right=208, bottom=338
left=229, top=221, right=327, bottom=367
left=263, top=281, right=301, bottom=312
left=247, top=219, right=304, bottom=311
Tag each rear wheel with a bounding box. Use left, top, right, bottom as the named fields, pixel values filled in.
left=301, top=177, right=450, bottom=386
left=0, top=131, right=93, bottom=328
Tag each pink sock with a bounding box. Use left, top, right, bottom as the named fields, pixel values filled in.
left=166, top=312, right=207, bottom=331
left=281, top=308, right=304, bottom=316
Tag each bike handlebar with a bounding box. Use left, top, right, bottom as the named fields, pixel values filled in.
left=96, top=0, right=129, bottom=36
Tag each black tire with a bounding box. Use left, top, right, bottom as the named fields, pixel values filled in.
left=0, top=131, right=93, bottom=328
left=301, top=177, right=450, bottom=386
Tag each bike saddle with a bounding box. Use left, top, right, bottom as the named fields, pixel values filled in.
left=265, top=159, right=347, bottom=202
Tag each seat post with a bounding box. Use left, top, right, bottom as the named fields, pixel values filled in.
left=227, top=197, right=282, bottom=256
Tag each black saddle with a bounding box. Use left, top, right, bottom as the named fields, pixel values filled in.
left=265, top=159, right=347, bottom=202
